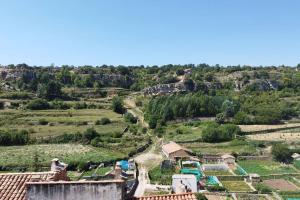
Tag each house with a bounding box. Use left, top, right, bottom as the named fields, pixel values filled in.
left=162, top=141, right=193, bottom=161
left=172, top=174, right=198, bottom=193
left=26, top=180, right=126, bottom=200
left=292, top=153, right=300, bottom=161
left=221, top=154, right=235, bottom=164
left=135, top=193, right=197, bottom=200
left=0, top=159, right=69, bottom=200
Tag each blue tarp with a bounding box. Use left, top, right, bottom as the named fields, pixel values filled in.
left=120, top=160, right=129, bottom=171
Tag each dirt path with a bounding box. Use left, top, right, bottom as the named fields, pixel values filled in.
left=134, top=139, right=163, bottom=197
left=124, top=97, right=149, bottom=128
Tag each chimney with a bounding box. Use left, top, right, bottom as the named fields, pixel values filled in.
left=49, top=158, right=70, bottom=181
left=51, top=158, right=67, bottom=172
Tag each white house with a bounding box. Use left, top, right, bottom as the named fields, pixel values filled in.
left=172, top=174, right=197, bottom=193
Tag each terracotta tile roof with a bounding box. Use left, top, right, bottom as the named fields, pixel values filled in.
left=0, top=172, right=56, bottom=200
left=136, top=193, right=197, bottom=200
left=162, top=141, right=192, bottom=154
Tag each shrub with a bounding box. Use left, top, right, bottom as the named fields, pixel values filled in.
left=83, top=128, right=98, bottom=142
left=215, top=113, right=225, bottom=124
left=271, top=143, right=292, bottom=163
left=74, top=102, right=87, bottom=109
left=27, top=99, right=50, bottom=110
left=51, top=100, right=70, bottom=110
left=233, top=112, right=252, bottom=125
left=0, top=101, right=4, bottom=109
left=95, top=117, right=111, bottom=125
left=124, top=113, right=137, bottom=124
left=0, top=92, right=31, bottom=99
left=0, top=129, right=29, bottom=145
left=111, top=97, right=125, bottom=114
left=38, top=119, right=48, bottom=125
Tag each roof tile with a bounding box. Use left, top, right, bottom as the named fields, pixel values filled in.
left=0, top=172, right=56, bottom=200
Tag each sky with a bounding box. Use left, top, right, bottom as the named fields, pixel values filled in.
left=0, top=0, right=299, bottom=67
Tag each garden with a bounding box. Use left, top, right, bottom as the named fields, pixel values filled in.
left=237, top=160, right=298, bottom=175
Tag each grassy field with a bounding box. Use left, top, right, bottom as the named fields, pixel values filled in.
left=0, top=144, right=126, bottom=168
left=237, top=160, right=297, bottom=175
left=164, top=123, right=202, bottom=142
left=149, top=166, right=176, bottom=185
left=221, top=181, right=253, bottom=192
left=0, top=109, right=127, bottom=138
left=183, top=140, right=257, bottom=155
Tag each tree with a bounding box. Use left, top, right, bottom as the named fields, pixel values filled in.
left=111, top=96, right=125, bottom=114
left=37, top=80, right=62, bottom=100
left=57, top=66, right=72, bottom=85
left=233, top=112, right=252, bottom=124
left=184, top=79, right=195, bottom=91
left=271, top=143, right=292, bottom=163
left=27, top=99, right=50, bottom=110
left=124, top=113, right=137, bottom=124
left=0, top=101, right=4, bottom=109
left=202, top=123, right=240, bottom=143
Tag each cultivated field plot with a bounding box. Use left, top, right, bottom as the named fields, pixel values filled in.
left=248, top=132, right=300, bottom=141
left=239, top=123, right=300, bottom=133
left=237, top=160, right=297, bottom=175
left=221, top=181, right=253, bottom=192
left=263, top=179, right=299, bottom=191
left=183, top=141, right=257, bottom=155
left=0, top=109, right=127, bottom=138
left=0, top=144, right=126, bottom=168
left=165, top=123, right=202, bottom=142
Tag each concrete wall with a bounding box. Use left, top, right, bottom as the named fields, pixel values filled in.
left=26, top=180, right=125, bottom=200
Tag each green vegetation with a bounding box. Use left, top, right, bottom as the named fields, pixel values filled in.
left=148, top=166, right=175, bottom=185
left=202, top=122, right=241, bottom=143
left=95, top=117, right=111, bottom=125
left=0, top=144, right=125, bottom=169
left=271, top=143, right=292, bottom=163
left=0, top=109, right=126, bottom=138
left=237, top=160, right=297, bottom=175
left=0, top=130, right=29, bottom=145
left=184, top=140, right=257, bottom=155
left=124, top=112, right=137, bottom=124
left=82, top=167, right=112, bottom=177
left=221, top=181, right=253, bottom=192
left=112, top=96, right=125, bottom=114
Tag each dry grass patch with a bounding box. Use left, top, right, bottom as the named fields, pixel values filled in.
left=239, top=123, right=300, bottom=133
left=248, top=132, right=300, bottom=141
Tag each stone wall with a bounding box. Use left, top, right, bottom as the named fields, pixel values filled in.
left=26, top=180, right=125, bottom=200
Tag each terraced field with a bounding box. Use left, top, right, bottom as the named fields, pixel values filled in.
left=0, top=109, right=127, bottom=138
left=0, top=144, right=126, bottom=168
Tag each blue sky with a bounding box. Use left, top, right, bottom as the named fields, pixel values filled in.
left=0, top=0, right=299, bottom=66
